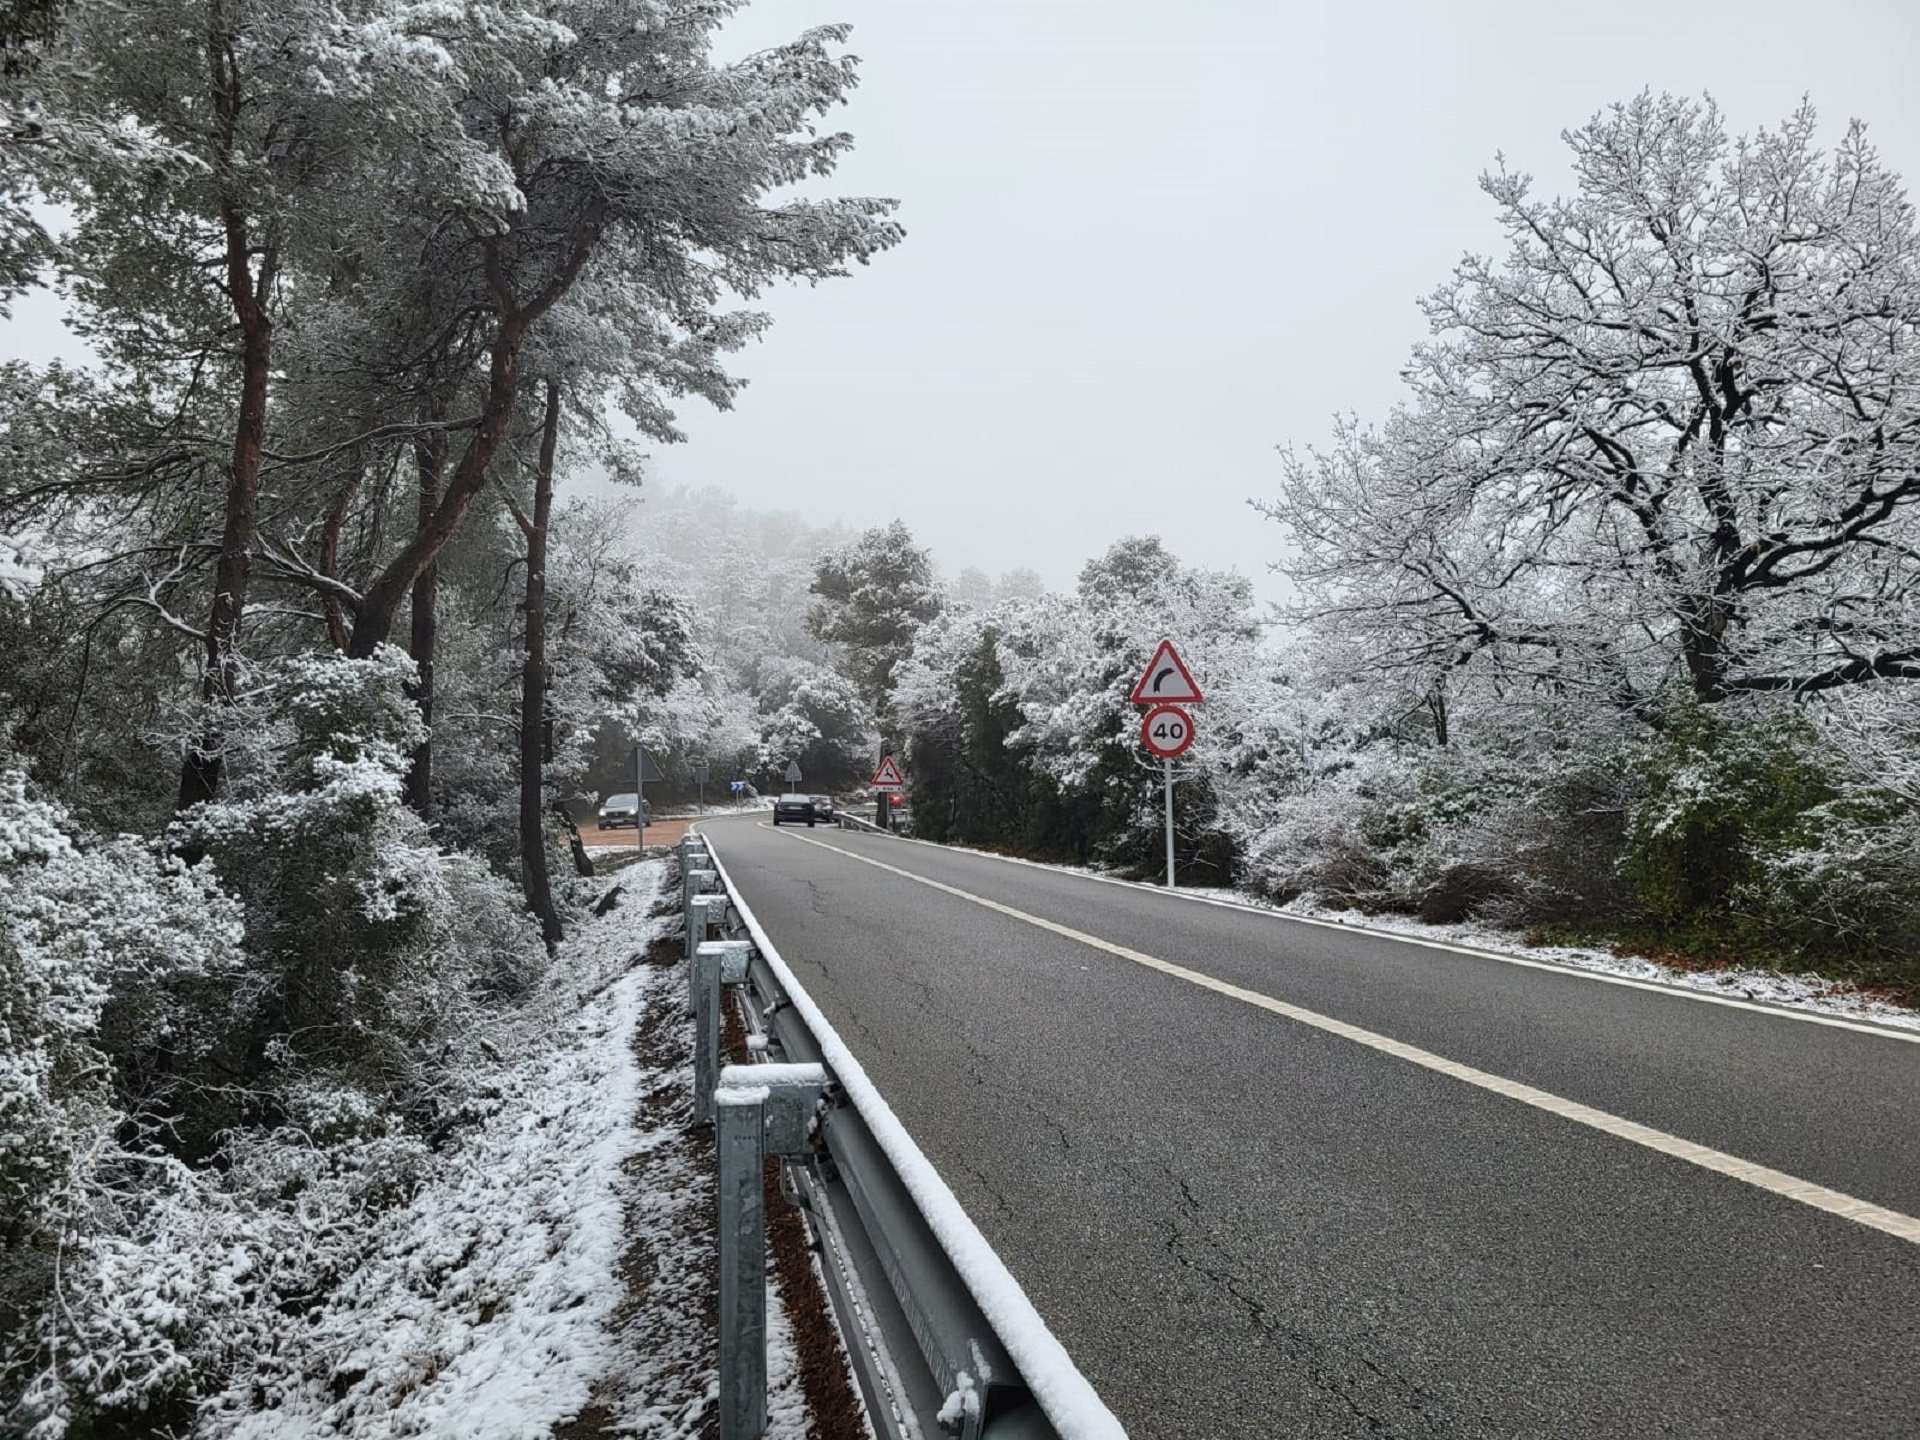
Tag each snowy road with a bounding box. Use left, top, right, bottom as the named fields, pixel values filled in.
left=698, top=814, right=1920, bottom=1440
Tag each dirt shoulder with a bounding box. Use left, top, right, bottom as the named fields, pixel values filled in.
left=579, top=814, right=752, bottom=851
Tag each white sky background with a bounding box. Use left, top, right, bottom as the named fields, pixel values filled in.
left=7, top=1, right=1920, bottom=605
left=671, top=0, right=1920, bottom=603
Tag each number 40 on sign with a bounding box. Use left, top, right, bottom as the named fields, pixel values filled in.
left=1140, top=703, right=1194, bottom=759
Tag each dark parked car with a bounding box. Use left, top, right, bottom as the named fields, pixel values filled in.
left=597, top=793, right=650, bottom=829
left=809, top=794, right=836, bottom=821
left=771, top=794, right=817, bottom=827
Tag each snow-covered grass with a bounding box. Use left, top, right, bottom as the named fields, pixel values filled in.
left=904, top=836, right=1920, bottom=1033
left=189, top=850, right=839, bottom=1439
left=194, top=864, right=673, bottom=1438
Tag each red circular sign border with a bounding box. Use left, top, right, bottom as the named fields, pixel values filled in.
left=1140, top=703, right=1196, bottom=759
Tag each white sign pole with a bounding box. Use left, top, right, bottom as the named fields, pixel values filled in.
left=1164, top=757, right=1175, bottom=888
left=635, top=745, right=646, bottom=856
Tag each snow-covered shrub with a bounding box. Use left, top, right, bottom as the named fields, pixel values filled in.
left=0, top=768, right=244, bottom=1434
left=1755, top=794, right=1920, bottom=967
left=1444, top=754, right=1642, bottom=926
left=10, top=1113, right=439, bottom=1440
left=170, top=647, right=547, bottom=1118
left=1226, top=745, right=1448, bottom=911
left=1218, top=684, right=1645, bottom=925
left=5, top=652, right=553, bottom=1437
left=1624, top=703, right=1834, bottom=929
left=1722, top=694, right=1920, bottom=970
left=0, top=765, right=243, bottom=1236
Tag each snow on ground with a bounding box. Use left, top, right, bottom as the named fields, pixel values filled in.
left=911, top=837, right=1920, bottom=1032
left=575, top=966, right=821, bottom=1440
left=205, top=864, right=678, bottom=1439
left=1189, top=888, right=1920, bottom=1033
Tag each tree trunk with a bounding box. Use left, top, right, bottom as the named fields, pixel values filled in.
left=556, top=801, right=595, bottom=878
left=319, top=450, right=362, bottom=653
left=404, top=422, right=444, bottom=816
left=519, top=379, right=564, bottom=949
left=1679, top=596, right=1731, bottom=702
left=178, top=59, right=274, bottom=814
left=347, top=217, right=601, bottom=659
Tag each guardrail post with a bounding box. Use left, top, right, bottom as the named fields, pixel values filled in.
left=716, top=1078, right=768, bottom=1440
left=693, top=942, right=720, bottom=1127
left=684, top=867, right=717, bottom=932
left=687, top=893, right=729, bottom=1008
left=692, top=939, right=751, bottom=1126
left=716, top=1064, right=827, bottom=1440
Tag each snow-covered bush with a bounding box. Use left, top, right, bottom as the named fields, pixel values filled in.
left=1214, top=675, right=1646, bottom=925
left=0, top=765, right=243, bottom=1234
left=8, top=1090, right=447, bottom=1438
left=171, top=647, right=547, bottom=1117
left=1624, top=703, right=1835, bottom=930
left=5, top=650, right=555, bottom=1436
left=0, top=768, right=244, bottom=1435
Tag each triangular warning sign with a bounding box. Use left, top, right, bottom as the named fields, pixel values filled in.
left=1129, top=639, right=1203, bottom=704
left=872, top=755, right=906, bottom=788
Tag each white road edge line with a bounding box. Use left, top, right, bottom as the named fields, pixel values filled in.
left=816, top=821, right=1920, bottom=1045
left=774, top=826, right=1920, bottom=1248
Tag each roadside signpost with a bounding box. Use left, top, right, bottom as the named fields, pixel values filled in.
left=637, top=748, right=668, bottom=852
left=633, top=744, right=665, bottom=853
left=783, top=759, right=802, bottom=794
left=1130, top=641, right=1202, bottom=888
left=695, top=762, right=710, bottom=808
left=1129, top=638, right=1204, bottom=705
left=872, top=753, right=904, bottom=829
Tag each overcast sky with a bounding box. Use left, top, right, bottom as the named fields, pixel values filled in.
left=8, top=1, right=1920, bottom=604
left=668, top=0, right=1920, bottom=601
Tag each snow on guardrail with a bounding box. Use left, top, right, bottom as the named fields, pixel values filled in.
left=698, top=829, right=1128, bottom=1440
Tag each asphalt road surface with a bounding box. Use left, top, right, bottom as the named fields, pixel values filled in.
left=697, top=814, right=1920, bottom=1440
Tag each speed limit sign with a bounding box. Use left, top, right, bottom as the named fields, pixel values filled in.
left=1140, top=703, right=1195, bottom=759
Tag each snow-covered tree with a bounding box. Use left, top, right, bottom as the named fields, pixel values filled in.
left=809, top=520, right=943, bottom=720
left=1268, top=96, right=1920, bottom=717
left=1245, top=95, right=1920, bottom=947
left=331, top=4, right=902, bottom=660
left=898, top=537, right=1264, bottom=876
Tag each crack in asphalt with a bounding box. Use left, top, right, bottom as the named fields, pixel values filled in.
left=957, top=1161, right=1018, bottom=1223
left=1157, top=1169, right=1443, bottom=1437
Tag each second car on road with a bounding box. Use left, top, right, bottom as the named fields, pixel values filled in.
left=771, top=794, right=818, bottom=826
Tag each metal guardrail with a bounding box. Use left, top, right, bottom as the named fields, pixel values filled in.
left=675, top=831, right=1124, bottom=1440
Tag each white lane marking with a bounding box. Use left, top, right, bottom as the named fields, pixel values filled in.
left=770, top=826, right=1920, bottom=1247
left=801, top=821, right=1920, bottom=1045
